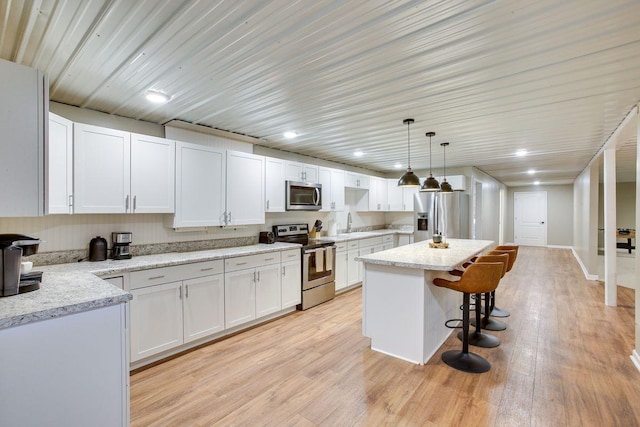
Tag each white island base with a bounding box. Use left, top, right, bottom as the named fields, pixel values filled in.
left=358, top=238, right=494, bottom=365
left=363, top=264, right=459, bottom=364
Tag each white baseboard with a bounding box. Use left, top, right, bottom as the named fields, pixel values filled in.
left=547, top=245, right=572, bottom=249
left=631, top=350, right=640, bottom=373
left=571, top=247, right=599, bottom=280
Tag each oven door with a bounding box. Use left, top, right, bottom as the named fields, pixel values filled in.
left=302, top=246, right=336, bottom=290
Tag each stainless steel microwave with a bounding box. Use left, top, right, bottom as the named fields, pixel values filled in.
left=286, top=181, right=322, bottom=211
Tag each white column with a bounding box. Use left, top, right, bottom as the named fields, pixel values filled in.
left=634, top=105, right=640, bottom=371
left=603, top=147, right=617, bottom=307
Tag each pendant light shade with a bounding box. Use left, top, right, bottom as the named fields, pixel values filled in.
left=398, top=119, right=421, bottom=187
left=439, top=142, right=453, bottom=192
left=421, top=131, right=440, bottom=191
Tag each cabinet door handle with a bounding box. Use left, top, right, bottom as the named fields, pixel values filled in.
left=236, top=262, right=247, bottom=266
left=125, top=195, right=130, bottom=211
left=228, top=211, right=232, bottom=223
left=266, top=200, right=270, bottom=210
left=148, top=275, right=165, bottom=280
left=68, top=195, right=73, bottom=207
left=133, top=195, right=137, bottom=212
left=179, top=286, right=183, bottom=300
left=200, top=267, right=214, bottom=272
left=185, top=284, right=189, bottom=298
left=253, top=271, right=256, bottom=282
left=282, top=266, right=286, bottom=276
left=257, top=271, right=260, bottom=282
left=265, top=257, right=274, bottom=261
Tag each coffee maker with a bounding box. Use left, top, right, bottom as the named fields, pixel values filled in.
left=1, top=234, right=43, bottom=296
left=111, top=232, right=132, bottom=260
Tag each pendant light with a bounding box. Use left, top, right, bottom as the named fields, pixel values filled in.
left=421, top=131, right=440, bottom=191
left=397, top=119, right=421, bottom=187
left=439, top=142, right=453, bottom=192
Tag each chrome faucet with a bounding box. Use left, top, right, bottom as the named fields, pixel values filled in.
left=347, top=212, right=352, bottom=233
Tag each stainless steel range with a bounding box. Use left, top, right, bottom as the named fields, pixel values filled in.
left=273, top=223, right=336, bottom=310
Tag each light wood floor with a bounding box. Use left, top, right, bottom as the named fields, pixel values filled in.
left=130, top=247, right=640, bottom=426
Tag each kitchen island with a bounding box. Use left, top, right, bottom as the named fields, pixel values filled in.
left=356, top=238, right=494, bottom=365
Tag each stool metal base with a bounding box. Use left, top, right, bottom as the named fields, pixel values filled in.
left=490, top=306, right=510, bottom=317
left=441, top=350, right=491, bottom=373
left=470, top=317, right=507, bottom=331
left=458, top=331, right=500, bottom=348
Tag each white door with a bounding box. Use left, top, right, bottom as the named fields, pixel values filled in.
left=514, top=191, right=547, bottom=246
left=174, top=142, right=226, bottom=227
left=265, top=157, right=285, bottom=212
left=226, top=150, right=265, bottom=225
left=255, top=264, right=282, bottom=317
left=47, top=113, right=73, bottom=214
left=130, top=133, right=175, bottom=213
left=182, top=274, right=225, bottom=343
left=130, top=282, right=183, bottom=362
left=224, top=269, right=256, bottom=328
left=281, top=259, right=302, bottom=307
left=73, top=123, right=130, bottom=213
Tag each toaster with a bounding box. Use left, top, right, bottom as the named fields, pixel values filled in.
left=259, top=231, right=275, bottom=244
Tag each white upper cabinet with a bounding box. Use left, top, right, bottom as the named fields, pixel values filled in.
left=435, top=175, right=467, bottom=191
left=174, top=141, right=226, bottom=227
left=319, top=167, right=345, bottom=211
left=344, top=172, right=369, bottom=189
left=130, top=133, right=175, bottom=213
left=368, top=177, right=388, bottom=211
left=226, top=150, right=265, bottom=225
left=73, top=124, right=131, bottom=214
left=47, top=113, right=73, bottom=214
left=0, top=59, right=47, bottom=217
left=387, top=178, right=418, bottom=212
left=264, top=156, right=285, bottom=212
left=285, top=161, right=318, bottom=183
left=73, top=124, right=175, bottom=214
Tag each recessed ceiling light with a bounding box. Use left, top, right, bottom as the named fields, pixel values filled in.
left=534, top=180, right=540, bottom=185
left=354, top=151, right=364, bottom=157
left=527, top=169, right=536, bottom=175
left=145, top=90, right=170, bottom=103
left=516, top=149, right=528, bottom=157
left=283, top=131, right=298, bottom=139
left=394, top=162, right=403, bottom=169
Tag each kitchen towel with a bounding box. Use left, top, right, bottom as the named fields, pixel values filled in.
left=315, top=249, right=324, bottom=272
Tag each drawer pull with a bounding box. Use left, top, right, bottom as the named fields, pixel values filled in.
left=200, top=267, right=214, bottom=272
left=265, top=257, right=275, bottom=261
left=148, top=275, right=165, bottom=280
left=236, top=262, right=247, bottom=266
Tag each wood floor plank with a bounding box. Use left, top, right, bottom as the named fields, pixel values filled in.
left=130, top=247, right=640, bottom=426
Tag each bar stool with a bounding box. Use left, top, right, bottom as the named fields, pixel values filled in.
left=434, top=262, right=504, bottom=373
left=488, top=245, right=519, bottom=317
left=457, top=253, right=509, bottom=348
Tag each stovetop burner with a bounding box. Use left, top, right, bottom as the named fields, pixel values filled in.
left=272, top=224, right=335, bottom=249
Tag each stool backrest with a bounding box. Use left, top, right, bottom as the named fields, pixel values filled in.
left=488, top=249, right=516, bottom=272
left=456, top=262, right=504, bottom=294
left=475, top=253, right=509, bottom=278
left=495, top=245, right=519, bottom=262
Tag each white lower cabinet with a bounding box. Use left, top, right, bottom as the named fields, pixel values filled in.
left=347, top=245, right=361, bottom=286
left=129, top=260, right=224, bottom=363
left=398, top=234, right=414, bottom=246
left=183, top=275, right=225, bottom=343
left=224, top=252, right=282, bottom=329
left=335, top=242, right=348, bottom=291
left=130, top=281, right=183, bottom=362
left=281, top=249, right=302, bottom=307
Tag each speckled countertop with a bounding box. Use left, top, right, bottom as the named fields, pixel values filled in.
left=0, top=242, right=300, bottom=330
left=319, top=229, right=413, bottom=243
left=356, top=238, right=494, bottom=270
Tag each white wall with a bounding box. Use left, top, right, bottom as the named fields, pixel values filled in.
left=573, top=162, right=600, bottom=278
left=597, top=181, right=636, bottom=248
left=506, top=184, right=574, bottom=246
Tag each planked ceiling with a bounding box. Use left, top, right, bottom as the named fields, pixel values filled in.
left=1, top=0, right=639, bottom=186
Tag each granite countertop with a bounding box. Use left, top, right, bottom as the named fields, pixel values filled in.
left=1, top=242, right=300, bottom=330
left=320, top=229, right=414, bottom=243
left=355, top=238, right=494, bottom=271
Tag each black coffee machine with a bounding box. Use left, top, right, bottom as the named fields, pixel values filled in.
left=0, top=234, right=43, bottom=297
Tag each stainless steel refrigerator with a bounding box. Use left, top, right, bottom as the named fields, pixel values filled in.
left=414, top=191, right=469, bottom=242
